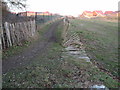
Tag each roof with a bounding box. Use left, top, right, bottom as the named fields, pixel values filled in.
left=113, top=11, right=120, bottom=13
left=26, top=11, right=35, bottom=13
left=11, top=12, right=16, bottom=14
left=18, top=11, right=35, bottom=14
left=94, top=10, right=104, bottom=15
left=36, top=12, right=43, bottom=14
left=44, top=11, right=49, bottom=13
left=104, top=11, right=114, bottom=14
left=84, top=11, right=93, bottom=13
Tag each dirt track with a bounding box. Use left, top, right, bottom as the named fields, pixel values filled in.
left=3, top=20, right=62, bottom=74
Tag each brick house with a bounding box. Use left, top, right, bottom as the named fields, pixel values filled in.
left=111, top=11, right=120, bottom=17
left=18, top=11, right=36, bottom=16
left=104, top=11, right=119, bottom=17
left=104, top=11, right=114, bottom=15
left=37, top=11, right=51, bottom=16
left=93, top=10, right=105, bottom=17
left=81, top=11, right=93, bottom=18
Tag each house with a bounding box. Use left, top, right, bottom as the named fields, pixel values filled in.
left=81, top=11, right=93, bottom=18
left=43, top=11, right=50, bottom=15
left=11, top=12, right=16, bottom=14
left=36, top=12, right=44, bottom=15
left=104, top=11, right=114, bottom=15
left=104, top=11, right=120, bottom=17
left=36, top=11, right=51, bottom=16
left=67, top=15, right=75, bottom=19
left=111, top=11, right=120, bottom=17
left=93, top=10, right=105, bottom=17
left=26, top=11, right=36, bottom=16
left=18, top=11, right=36, bottom=16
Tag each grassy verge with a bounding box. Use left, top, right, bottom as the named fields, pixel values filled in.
left=66, top=19, right=119, bottom=86
left=54, top=21, right=64, bottom=44
left=70, top=19, right=118, bottom=76
left=38, top=23, right=52, bottom=37
left=2, top=41, right=31, bottom=59
left=62, top=53, right=119, bottom=88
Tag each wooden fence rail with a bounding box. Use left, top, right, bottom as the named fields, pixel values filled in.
left=1, top=20, right=36, bottom=49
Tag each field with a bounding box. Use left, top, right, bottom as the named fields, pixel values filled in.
left=69, top=18, right=118, bottom=78
left=2, top=19, right=119, bottom=88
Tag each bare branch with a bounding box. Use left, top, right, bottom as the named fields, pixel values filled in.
left=4, top=0, right=27, bottom=10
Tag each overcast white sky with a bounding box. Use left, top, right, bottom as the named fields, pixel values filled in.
left=21, top=0, right=119, bottom=16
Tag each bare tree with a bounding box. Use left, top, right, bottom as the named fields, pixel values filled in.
left=1, top=0, right=27, bottom=21
left=7, top=0, right=27, bottom=10
left=1, top=0, right=9, bottom=18
left=1, top=0, right=27, bottom=12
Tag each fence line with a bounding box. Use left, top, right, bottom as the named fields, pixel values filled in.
left=1, top=20, right=36, bottom=49
left=1, top=12, right=62, bottom=50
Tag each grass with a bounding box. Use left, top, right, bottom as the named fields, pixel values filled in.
left=63, top=54, right=119, bottom=88
left=2, top=22, right=52, bottom=59
left=2, top=19, right=119, bottom=88
left=54, top=21, right=64, bottom=44
left=66, top=19, right=119, bottom=86
left=70, top=19, right=118, bottom=76
left=2, top=41, right=31, bottom=59
left=2, top=20, right=76, bottom=88
left=38, top=23, right=52, bottom=37
left=2, top=43, right=64, bottom=88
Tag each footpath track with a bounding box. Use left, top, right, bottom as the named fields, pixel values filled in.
left=3, top=20, right=62, bottom=74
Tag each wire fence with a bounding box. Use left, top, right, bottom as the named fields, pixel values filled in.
left=35, top=12, right=61, bottom=24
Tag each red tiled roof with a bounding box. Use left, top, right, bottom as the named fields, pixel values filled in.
left=104, top=11, right=114, bottom=14
left=113, top=11, right=120, bottom=13
left=44, top=11, right=49, bottom=13
left=84, top=11, right=93, bottom=13
left=94, top=10, right=104, bottom=15
left=18, top=11, right=35, bottom=14
left=26, top=11, right=35, bottom=13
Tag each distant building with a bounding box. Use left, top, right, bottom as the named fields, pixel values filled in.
left=111, top=11, right=119, bottom=17
left=18, top=11, right=36, bottom=16
left=37, top=11, right=51, bottom=15
left=93, top=10, right=105, bottom=17
left=43, top=11, right=50, bottom=15
left=36, top=12, right=43, bottom=15
left=11, top=12, right=16, bottom=14
left=81, top=11, right=93, bottom=18
left=104, top=11, right=120, bottom=17
left=104, top=11, right=114, bottom=15
left=18, top=11, right=52, bottom=17
left=67, top=15, right=75, bottom=19
left=79, top=10, right=119, bottom=19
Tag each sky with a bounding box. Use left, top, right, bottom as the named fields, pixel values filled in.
left=17, top=0, right=119, bottom=16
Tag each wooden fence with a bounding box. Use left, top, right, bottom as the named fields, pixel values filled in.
left=1, top=20, right=36, bottom=49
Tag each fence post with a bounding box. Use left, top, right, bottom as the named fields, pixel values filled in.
left=2, top=17, right=36, bottom=49
left=4, top=22, right=12, bottom=47
left=35, top=12, right=37, bottom=29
